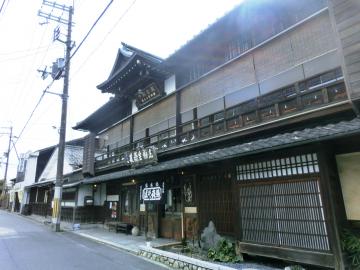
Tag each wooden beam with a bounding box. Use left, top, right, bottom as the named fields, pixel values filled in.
left=317, top=146, right=347, bottom=270
left=238, top=242, right=334, bottom=268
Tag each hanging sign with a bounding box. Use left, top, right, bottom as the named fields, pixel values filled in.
left=140, top=181, right=165, bottom=204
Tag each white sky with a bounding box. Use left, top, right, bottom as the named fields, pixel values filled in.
left=0, top=0, right=243, bottom=181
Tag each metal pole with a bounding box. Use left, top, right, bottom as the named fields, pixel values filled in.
left=1, top=126, right=12, bottom=198
left=52, top=6, right=73, bottom=232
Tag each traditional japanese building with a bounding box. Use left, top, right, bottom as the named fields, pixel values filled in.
left=73, top=0, right=360, bottom=268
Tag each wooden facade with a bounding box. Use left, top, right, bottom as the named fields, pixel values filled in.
left=71, top=1, right=360, bottom=269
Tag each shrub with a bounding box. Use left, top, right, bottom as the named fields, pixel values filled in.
left=342, top=229, right=360, bottom=270
left=207, top=239, right=243, bottom=263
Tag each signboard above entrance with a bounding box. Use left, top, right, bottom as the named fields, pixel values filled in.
left=140, top=181, right=165, bottom=203
left=127, top=146, right=157, bottom=168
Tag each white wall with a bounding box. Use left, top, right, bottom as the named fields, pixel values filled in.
left=77, top=185, right=93, bottom=207
left=93, top=183, right=106, bottom=206
left=336, top=152, right=360, bottom=221
left=23, top=154, right=38, bottom=186
left=164, top=75, right=176, bottom=95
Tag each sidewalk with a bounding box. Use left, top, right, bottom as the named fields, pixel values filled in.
left=25, top=214, right=177, bottom=254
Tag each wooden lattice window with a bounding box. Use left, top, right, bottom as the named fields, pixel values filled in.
left=238, top=179, right=330, bottom=251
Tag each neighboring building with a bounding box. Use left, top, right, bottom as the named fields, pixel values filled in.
left=68, top=0, right=360, bottom=269
left=11, top=138, right=85, bottom=218
left=10, top=151, right=40, bottom=213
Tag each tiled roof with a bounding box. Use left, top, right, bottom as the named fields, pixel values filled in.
left=83, top=117, right=360, bottom=184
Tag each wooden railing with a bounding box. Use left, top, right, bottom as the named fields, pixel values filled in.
left=94, top=69, right=347, bottom=171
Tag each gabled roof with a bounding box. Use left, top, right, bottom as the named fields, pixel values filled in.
left=37, top=145, right=84, bottom=183
left=97, top=43, right=168, bottom=94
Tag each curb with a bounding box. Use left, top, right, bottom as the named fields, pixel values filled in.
left=70, top=230, right=139, bottom=255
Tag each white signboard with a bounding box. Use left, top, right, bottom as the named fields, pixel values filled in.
left=140, top=181, right=165, bottom=203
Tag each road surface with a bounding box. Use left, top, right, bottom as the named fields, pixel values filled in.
left=0, top=210, right=164, bottom=270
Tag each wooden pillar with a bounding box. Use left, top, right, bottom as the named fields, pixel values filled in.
left=72, top=186, right=79, bottom=226
left=130, top=115, right=134, bottom=144
left=318, top=146, right=347, bottom=270
left=175, top=90, right=181, bottom=145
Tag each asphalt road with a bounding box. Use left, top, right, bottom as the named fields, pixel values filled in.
left=0, top=210, right=165, bottom=270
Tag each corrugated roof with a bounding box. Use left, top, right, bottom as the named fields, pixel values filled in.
left=83, top=117, right=360, bottom=184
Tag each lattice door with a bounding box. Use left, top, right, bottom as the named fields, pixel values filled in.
left=236, top=154, right=330, bottom=251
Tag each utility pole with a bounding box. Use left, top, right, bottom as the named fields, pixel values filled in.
left=1, top=126, right=12, bottom=198
left=38, top=1, right=73, bottom=232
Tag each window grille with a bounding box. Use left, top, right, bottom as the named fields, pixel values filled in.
left=236, top=153, right=319, bottom=181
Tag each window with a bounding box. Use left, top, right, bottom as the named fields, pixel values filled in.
left=279, top=99, right=297, bottom=115
left=301, top=91, right=324, bottom=108
left=226, top=106, right=241, bottom=118
left=236, top=153, right=319, bottom=181
left=260, top=106, right=276, bottom=121
left=327, top=83, right=347, bottom=102
left=213, top=111, right=224, bottom=122
left=243, top=111, right=257, bottom=126
left=199, top=117, right=210, bottom=127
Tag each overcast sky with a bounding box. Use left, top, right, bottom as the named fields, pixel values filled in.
left=0, top=0, right=243, bottom=181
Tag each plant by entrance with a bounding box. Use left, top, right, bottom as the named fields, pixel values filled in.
left=342, top=229, right=360, bottom=269
left=207, top=239, right=243, bottom=263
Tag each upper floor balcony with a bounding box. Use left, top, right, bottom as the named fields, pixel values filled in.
left=94, top=67, right=348, bottom=172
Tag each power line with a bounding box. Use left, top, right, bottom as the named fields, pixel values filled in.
left=70, top=0, right=113, bottom=60
left=11, top=80, right=55, bottom=151
left=0, top=0, right=6, bottom=14
left=0, top=45, right=50, bottom=56
left=8, top=21, right=52, bottom=123
left=0, top=46, right=56, bottom=63
left=72, top=0, right=137, bottom=78
left=11, top=140, right=19, bottom=161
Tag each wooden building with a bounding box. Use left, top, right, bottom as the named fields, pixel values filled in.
left=73, top=0, right=360, bottom=268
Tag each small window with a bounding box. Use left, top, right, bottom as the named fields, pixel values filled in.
left=182, top=122, right=195, bottom=133
left=301, top=91, right=324, bottom=108
left=327, top=83, right=347, bottom=102
left=279, top=99, right=297, bottom=115
left=243, top=111, right=257, bottom=126
left=213, top=122, right=225, bottom=135
left=226, top=106, right=241, bottom=118
left=213, top=111, right=224, bottom=122
left=199, top=117, right=210, bottom=127
left=226, top=117, right=241, bottom=130
left=260, top=106, right=276, bottom=121
left=200, top=126, right=211, bottom=138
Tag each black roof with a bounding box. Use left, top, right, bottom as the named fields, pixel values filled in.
left=73, top=97, right=130, bottom=133
left=96, top=43, right=167, bottom=93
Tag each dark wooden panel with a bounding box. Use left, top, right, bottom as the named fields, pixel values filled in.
left=238, top=242, right=334, bottom=268
left=197, top=172, right=234, bottom=235
left=82, top=133, right=96, bottom=176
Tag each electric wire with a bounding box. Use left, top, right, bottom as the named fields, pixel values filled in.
left=0, top=46, right=57, bottom=63
left=11, top=79, right=55, bottom=151
left=11, top=140, right=19, bottom=160
left=70, top=0, right=114, bottom=60
left=8, top=22, right=51, bottom=123
left=0, top=0, right=6, bottom=14
left=71, top=0, right=137, bottom=78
